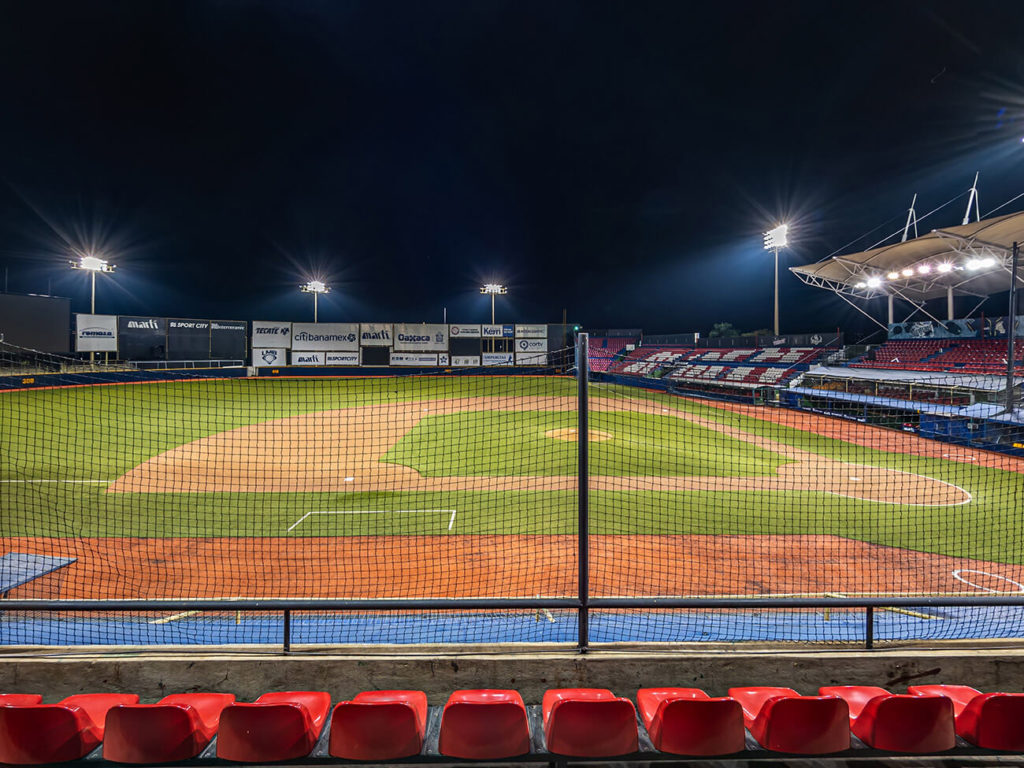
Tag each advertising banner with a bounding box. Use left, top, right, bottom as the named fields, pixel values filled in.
left=359, top=323, right=393, bottom=347
left=75, top=314, right=118, bottom=352
left=326, top=351, right=361, bottom=365
left=887, top=317, right=1023, bottom=340
left=516, top=352, right=548, bottom=365
left=291, top=351, right=325, bottom=365
left=482, top=324, right=514, bottom=338
left=438, top=353, right=449, bottom=366
left=210, top=320, right=247, bottom=360
left=449, top=324, right=481, bottom=338
left=117, top=316, right=167, bottom=360
left=515, top=324, right=547, bottom=338
left=167, top=319, right=211, bottom=359
left=515, top=338, right=548, bottom=353
left=291, top=323, right=359, bottom=351
left=390, top=352, right=438, bottom=366
left=252, top=321, right=292, bottom=348
left=451, top=355, right=481, bottom=367
left=253, top=348, right=287, bottom=367
left=482, top=352, right=514, bottom=366
left=393, top=323, right=449, bottom=352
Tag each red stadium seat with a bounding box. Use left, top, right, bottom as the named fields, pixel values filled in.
left=729, top=686, right=849, bottom=754
left=0, top=696, right=41, bottom=706
left=542, top=688, right=638, bottom=757
left=103, top=692, right=235, bottom=763
left=216, top=691, right=330, bottom=762
left=438, top=689, right=530, bottom=759
left=0, top=693, right=138, bottom=764
left=636, top=688, right=744, bottom=756
left=328, top=690, right=427, bottom=761
left=819, top=685, right=954, bottom=752
left=909, top=684, right=1024, bottom=750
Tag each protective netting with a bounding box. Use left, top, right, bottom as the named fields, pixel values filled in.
left=2, top=337, right=1024, bottom=646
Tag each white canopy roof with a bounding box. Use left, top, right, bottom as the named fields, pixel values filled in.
left=791, top=210, right=1024, bottom=302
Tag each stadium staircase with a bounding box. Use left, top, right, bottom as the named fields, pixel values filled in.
left=1, top=685, right=1021, bottom=765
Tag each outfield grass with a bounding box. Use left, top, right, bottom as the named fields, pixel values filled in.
left=1, top=375, right=1022, bottom=564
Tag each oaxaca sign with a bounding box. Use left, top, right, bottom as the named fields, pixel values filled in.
left=393, top=323, right=448, bottom=352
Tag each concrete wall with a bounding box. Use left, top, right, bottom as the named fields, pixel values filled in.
left=4, top=648, right=1024, bottom=703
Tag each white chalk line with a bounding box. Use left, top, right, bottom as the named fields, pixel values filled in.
left=287, top=509, right=457, bottom=533
left=952, top=569, right=1024, bottom=594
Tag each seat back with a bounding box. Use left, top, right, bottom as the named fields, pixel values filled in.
left=856, top=695, right=955, bottom=752
left=217, top=694, right=330, bottom=763
left=438, top=690, right=529, bottom=759
left=329, top=695, right=426, bottom=761
left=755, top=696, right=850, bottom=754
left=543, top=691, right=638, bottom=757
left=653, top=697, right=745, bottom=756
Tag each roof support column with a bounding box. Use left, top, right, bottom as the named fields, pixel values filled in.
left=947, top=286, right=954, bottom=321
left=887, top=294, right=894, bottom=325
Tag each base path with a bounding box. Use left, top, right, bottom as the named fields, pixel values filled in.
left=107, top=396, right=969, bottom=505
left=3, top=535, right=1022, bottom=600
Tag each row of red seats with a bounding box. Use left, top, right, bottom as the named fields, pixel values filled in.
left=1, top=684, right=1021, bottom=764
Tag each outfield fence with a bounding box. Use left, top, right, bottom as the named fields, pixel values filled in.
left=2, top=335, right=1024, bottom=648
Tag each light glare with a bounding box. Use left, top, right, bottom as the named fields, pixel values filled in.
left=866, top=276, right=883, bottom=288
left=300, top=280, right=329, bottom=294
left=763, top=224, right=789, bottom=250
left=480, top=283, right=507, bottom=295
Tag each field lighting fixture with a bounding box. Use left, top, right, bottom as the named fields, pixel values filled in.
left=763, top=224, right=789, bottom=335
left=300, top=279, right=330, bottom=322
left=865, top=276, right=883, bottom=289
left=937, top=262, right=954, bottom=273
left=901, top=268, right=914, bottom=277
left=887, top=271, right=900, bottom=280
left=69, top=254, right=116, bottom=362
left=479, top=283, right=507, bottom=324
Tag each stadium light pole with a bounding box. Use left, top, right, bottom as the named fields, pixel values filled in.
left=763, top=224, right=789, bottom=336
left=480, top=283, right=507, bottom=352
left=69, top=255, right=116, bottom=362
left=300, top=280, right=330, bottom=322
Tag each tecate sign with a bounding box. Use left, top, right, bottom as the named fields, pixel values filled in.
left=448, top=324, right=481, bottom=337
left=252, top=322, right=293, bottom=348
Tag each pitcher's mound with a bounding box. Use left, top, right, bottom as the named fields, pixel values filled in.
left=545, top=428, right=612, bottom=442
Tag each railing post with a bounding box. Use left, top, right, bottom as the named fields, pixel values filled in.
left=576, top=332, right=590, bottom=653
left=283, top=609, right=291, bottom=653
left=865, top=606, right=874, bottom=649
left=1007, top=241, right=1019, bottom=413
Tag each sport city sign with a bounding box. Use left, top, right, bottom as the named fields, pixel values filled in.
left=393, top=323, right=449, bottom=352
left=252, top=321, right=293, bottom=349
left=291, top=323, right=359, bottom=351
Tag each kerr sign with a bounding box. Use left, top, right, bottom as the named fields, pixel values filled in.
left=252, top=321, right=293, bottom=348
left=393, top=323, right=449, bottom=352
left=291, top=323, right=359, bottom=351
left=482, top=324, right=514, bottom=338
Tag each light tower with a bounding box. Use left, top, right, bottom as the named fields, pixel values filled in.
left=300, top=280, right=330, bottom=322
left=763, top=224, right=789, bottom=336
left=480, top=283, right=507, bottom=352
left=70, top=254, right=116, bottom=362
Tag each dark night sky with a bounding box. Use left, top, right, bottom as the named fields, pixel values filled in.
left=1, top=1, right=1023, bottom=340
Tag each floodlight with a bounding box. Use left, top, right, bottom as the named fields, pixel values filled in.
left=901, top=268, right=914, bottom=277
left=887, top=271, right=900, bottom=280
left=763, top=224, right=788, bottom=251
left=979, top=257, right=996, bottom=268
left=937, top=263, right=953, bottom=273
left=480, top=283, right=507, bottom=295
left=70, top=255, right=115, bottom=273
left=917, top=264, right=931, bottom=275
left=866, top=276, right=883, bottom=288
left=966, top=259, right=981, bottom=271
left=854, top=281, right=866, bottom=289
left=301, top=280, right=329, bottom=294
